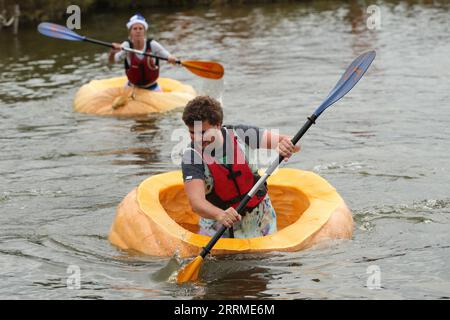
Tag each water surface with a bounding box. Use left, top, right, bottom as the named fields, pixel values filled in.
left=1, top=0, right=450, bottom=299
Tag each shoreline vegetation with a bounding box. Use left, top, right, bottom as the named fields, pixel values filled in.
left=0, top=0, right=447, bottom=27
left=0, top=0, right=312, bottom=26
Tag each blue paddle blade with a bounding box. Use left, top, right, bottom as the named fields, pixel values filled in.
left=314, top=50, right=376, bottom=117
left=37, top=22, right=85, bottom=41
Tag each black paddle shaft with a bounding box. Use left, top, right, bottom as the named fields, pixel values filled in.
left=199, top=113, right=318, bottom=258
left=84, top=37, right=170, bottom=62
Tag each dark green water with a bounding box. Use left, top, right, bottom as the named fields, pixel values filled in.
left=1, top=1, right=450, bottom=299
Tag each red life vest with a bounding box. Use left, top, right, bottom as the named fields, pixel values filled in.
left=124, top=39, right=159, bottom=87
left=203, top=129, right=267, bottom=213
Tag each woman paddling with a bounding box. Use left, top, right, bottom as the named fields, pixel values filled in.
left=108, top=14, right=177, bottom=91
left=181, top=96, right=301, bottom=238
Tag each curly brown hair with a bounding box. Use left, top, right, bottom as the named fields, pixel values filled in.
left=182, top=96, right=223, bottom=127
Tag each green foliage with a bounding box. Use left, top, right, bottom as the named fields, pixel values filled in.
left=0, top=0, right=313, bottom=24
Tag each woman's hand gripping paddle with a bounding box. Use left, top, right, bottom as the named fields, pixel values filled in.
left=37, top=22, right=224, bottom=79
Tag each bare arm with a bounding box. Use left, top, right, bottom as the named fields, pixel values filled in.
left=184, top=179, right=241, bottom=227
left=261, top=130, right=301, bottom=159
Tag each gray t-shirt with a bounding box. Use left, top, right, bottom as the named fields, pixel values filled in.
left=181, top=124, right=264, bottom=182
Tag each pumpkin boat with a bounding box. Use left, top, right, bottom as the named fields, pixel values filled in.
left=73, top=76, right=196, bottom=117
left=108, top=168, right=353, bottom=257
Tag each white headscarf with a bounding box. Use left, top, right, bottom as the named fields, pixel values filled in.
left=126, top=14, right=149, bottom=30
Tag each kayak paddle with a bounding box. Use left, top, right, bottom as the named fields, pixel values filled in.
left=176, top=50, right=376, bottom=284
left=37, top=22, right=224, bottom=80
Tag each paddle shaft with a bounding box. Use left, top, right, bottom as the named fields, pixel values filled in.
left=38, top=23, right=225, bottom=79
left=199, top=113, right=318, bottom=258
left=84, top=37, right=173, bottom=62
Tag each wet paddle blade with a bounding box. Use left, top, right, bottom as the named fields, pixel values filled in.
left=37, top=22, right=85, bottom=41
left=180, top=60, right=225, bottom=79
left=177, top=256, right=203, bottom=284
left=313, top=50, right=376, bottom=117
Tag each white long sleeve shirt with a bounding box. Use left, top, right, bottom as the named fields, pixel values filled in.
left=114, top=39, right=171, bottom=63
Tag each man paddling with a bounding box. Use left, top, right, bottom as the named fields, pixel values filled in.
left=108, top=14, right=177, bottom=91
left=181, top=96, right=300, bottom=238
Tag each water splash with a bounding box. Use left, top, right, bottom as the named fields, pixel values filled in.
left=198, top=78, right=225, bottom=105
left=354, top=197, right=450, bottom=229
left=150, top=256, right=183, bottom=283
left=313, top=161, right=369, bottom=172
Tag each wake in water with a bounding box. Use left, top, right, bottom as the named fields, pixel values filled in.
left=354, top=198, right=450, bottom=231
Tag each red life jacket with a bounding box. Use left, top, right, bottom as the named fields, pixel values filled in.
left=203, top=129, right=267, bottom=214
left=124, top=39, right=159, bottom=87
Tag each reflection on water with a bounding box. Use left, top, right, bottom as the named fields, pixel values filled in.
left=1, top=0, right=450, bottom=299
